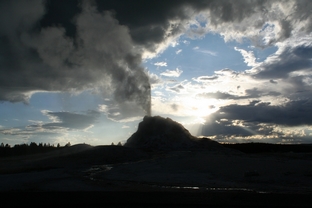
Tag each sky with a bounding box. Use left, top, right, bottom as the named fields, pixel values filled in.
left=1, top=0, right=312, bottom=146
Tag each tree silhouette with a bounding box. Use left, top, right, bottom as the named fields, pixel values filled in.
left=65, top=142, right=71, bottom=147
left=0, top=141, right=65, bottom=157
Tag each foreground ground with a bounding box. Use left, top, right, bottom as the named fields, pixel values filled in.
left=1, top=144, right=312, bottom=207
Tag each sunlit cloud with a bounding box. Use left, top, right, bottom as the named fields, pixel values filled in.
left=192, top=75, right=219, bottom=82
left=154, top=62, right=167, bottom=67
left=160, top=68, right=183, bottom=77
left=234, top=47, right=259, bottom=67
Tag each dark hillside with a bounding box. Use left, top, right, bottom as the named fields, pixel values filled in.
left=222, top=143, right=312, bottom=153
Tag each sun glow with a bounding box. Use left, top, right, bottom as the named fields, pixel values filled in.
left=152, top=91, right=223, bottom=124
left=179, top=96, right=220, bottom=118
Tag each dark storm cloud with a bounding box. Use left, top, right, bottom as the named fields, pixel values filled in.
left=251, top=43, right=312, bottom=102
left=244, top=88, right=281, bottom=98
left=281, top=76, right=312, bottom=102
left=210, top=99, right=312, bottom=127
left=293, top=46, right=312, bottom=59
left=96, top=0, right=312, bottom=47
left=0, top=0, right=151, bottom=116
left=201, top=99, right=312, bottom=138
left=95, top=0, right=196, bottom=50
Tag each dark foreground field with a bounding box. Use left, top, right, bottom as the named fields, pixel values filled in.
left=3, top=191, right=312, bottom=207
left=1, top=144, right=312, bottom=207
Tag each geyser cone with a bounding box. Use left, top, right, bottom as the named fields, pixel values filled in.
left=124, top=116, right=221, bottom=151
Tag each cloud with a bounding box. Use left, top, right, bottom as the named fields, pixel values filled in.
left=0, top=110, right=100, bottom=139
left=93, top=0, right=312, bottom=58
left=40, top=110, right=100, bottom=130
left=0, top=127, right=62, bottom=138
left=193, top=47, right=217, bottom=56
left=254, top=41, right=312, bottom=79
left=2, top=0, right=312, bottom=108
left=199, top=99, right=312, bottom=142
left=214, top=68, right=239, bottom=76
left=192, top=75, right=219, bottom=82
left=0, top=0, right=151, bottom=117
left=176, top=49, right=182, bottom=54
left=161, top=68, right=183, bottom=77
left=198, top=91, right=238, bottom=100
left=154, top=62, right=167, bottom=67
left=210, top=99, right=312, bottom=127
left=189, top=39, right=312, bottom=104
left=10, top=1, right=312, bottom=59
left=234, top=47, right=259, bottom=67
left=167, top=84, right=184, bottom=93
left=197, top=89, right=281, bottom=100
left=201, top=120, right=260, bottom=137
left=0, top=0, right=45, bottom=36
left=205, top=1, right=312, bottom=44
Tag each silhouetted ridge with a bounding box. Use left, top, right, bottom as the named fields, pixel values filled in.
left=125, top=116, right=221, bottom=151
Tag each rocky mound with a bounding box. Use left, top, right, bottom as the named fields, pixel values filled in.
left=124, top=116, right=222, bottom=151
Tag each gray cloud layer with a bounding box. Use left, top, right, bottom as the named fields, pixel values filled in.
left=198, top=89, right=281, bottom=100
left=216, top=100, right=312, bottom=127
left=41, top=110, right=100, bottom=130
left=0, top=110, right=100, bottom=138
